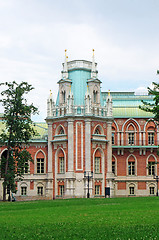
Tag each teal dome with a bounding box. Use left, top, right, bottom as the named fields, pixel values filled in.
left=69, top=69, right=91, bottom=105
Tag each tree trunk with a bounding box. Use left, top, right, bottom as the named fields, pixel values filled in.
left=3, top=184, right=6, bottom=201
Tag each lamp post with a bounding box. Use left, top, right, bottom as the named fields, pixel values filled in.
left=153, top=175, right=159, bottom=197
left=84, top=171, right=93, bottom=198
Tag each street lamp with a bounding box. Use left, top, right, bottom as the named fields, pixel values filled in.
left=153, top=174, right=159, bottom=197
left=84, top=171, right=93, bottom=198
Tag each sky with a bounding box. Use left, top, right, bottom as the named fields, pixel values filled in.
left=0, top=0, right=159, bottom=121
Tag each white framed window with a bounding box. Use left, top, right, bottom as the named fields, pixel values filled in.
left=149, top=186, right=155, bottom=195
left=128, top=162, right=135, bottom=175
left=59, top=185, right=64, bottom=196
left=37, top=186, right=43, bottom=196
left=21, top=186, right=27, bottom=196
left=148, top=132, right=154, bottom=145
left=37, top=158, right=44, bottom=174
left=129, top=186, right=134, bottom=195
left=95, top=185, right=100, bottom=195
left=59, top=157, right=64, bottom=173
left=95, top=157, right=100, bottom=173
left=128, top=132, right=134, bottom=145
left=148, top=162, right=155, bottom=176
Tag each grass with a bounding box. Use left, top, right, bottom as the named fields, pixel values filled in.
left=0, top=197, right=159, bottom=240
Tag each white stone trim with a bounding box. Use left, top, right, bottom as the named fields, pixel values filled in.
left=93, top=124, right=104, bottom=135
left=126, top=154, right=137, bottom=176
left=146, top=154, right=157, bottom=176
left=55, top=147, right=66, bottom=197
left=55, top=124, right=66, bottom=135
left=93, top=147, right=105, bottom=195
left=34, top=149, right=46, bottom=174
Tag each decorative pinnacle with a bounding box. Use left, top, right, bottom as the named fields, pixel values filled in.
left=108, top=90, right=110, bottom=96
left=92, top=49, right=95, bottom=56
left=65, top=49, right=67, bottom=56
left=50, top=90, right=52, bottom=97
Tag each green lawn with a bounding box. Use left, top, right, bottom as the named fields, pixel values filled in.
left=0, top=197, right=159, bottom=240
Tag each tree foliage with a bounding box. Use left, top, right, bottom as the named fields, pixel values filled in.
left=0, top=81, right=38, bottom=201
left=139, top=82, right=159, bottom=122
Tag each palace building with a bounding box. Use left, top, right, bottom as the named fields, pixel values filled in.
left=0, top=52, right=158, bottom=200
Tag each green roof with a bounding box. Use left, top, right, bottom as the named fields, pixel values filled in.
left=102, top=92, right=154, bottom=118
left=0, top=121, right=48, bottom=141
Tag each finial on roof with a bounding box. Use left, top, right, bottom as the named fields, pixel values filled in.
left=108, top=90, right=110, bottom=96
left=63, top=49, right=68, bottom=78
left=50, top=89, right=52, bottom=97
left=91, top=48, right=96, bottom=78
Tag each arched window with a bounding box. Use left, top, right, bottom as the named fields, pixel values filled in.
left=58, top=149, right=65, bottom=174
left=59, top=128, right=64, bottom=135
left=93, top=90, right=98, bottom=103
left=94, top=128, right=100, bottom=135
left=147, top=127, right=155, bottom=145
left=127, top=155, right=136, bottom=176
left=56, top=125, right=65, bottom=135
left=94, top=125, right=104, bottom=135
left=21, top=183, right=27, bottom=196
left=37, top=183, right=44, bottom=196
left=129, top=184, right=135, bottom=195
left=35, top=151, right=45, bottom=174
left=149, top=184, right=155, bottom=195
left=126, top=123, right=136, bottom=145
left=94, top=149, right=101, bottom=173
left=62, top=90, right=66, bottom=103
left=58, top=182, right=64, bottom=196
left=147, top=155, right=156, bottom=176
left=112, top=155, right=116, bottom=175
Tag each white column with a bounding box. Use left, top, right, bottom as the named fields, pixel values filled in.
left=106, top=120, right=114, bottom=197
left=107, top=121, right=112, bottom=173
left=65, top=118, right=74, bottom=198
left=46, top=122, right=53, bottom=199
left=85, top=119, right=91, bottom=171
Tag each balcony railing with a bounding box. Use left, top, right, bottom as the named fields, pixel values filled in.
left=112, top=140, right=158, bottom=147
left=52, top=105, right=107, bottom=117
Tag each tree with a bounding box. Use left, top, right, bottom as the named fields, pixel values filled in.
left=139, top=82, right=159, bottom=122
left=0, top=81, right=38, bottom=201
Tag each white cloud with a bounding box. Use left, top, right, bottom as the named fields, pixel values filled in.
left=0, top=0, right=159, bottom=121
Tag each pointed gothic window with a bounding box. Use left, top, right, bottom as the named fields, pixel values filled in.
left=93, top=90, right=98, bottom=103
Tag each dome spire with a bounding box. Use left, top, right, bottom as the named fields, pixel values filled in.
left=63, top=49, right=68, bottom=79
left=91, top=49, right=97, bottom=79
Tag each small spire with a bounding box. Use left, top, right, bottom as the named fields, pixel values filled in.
left=50, top=90, right=52, bottom=97
left=108, top=90, right=110, bottom=96
left=91, top=49, right=96, bottom=79
left=63, top=49, right=68, bottom=78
